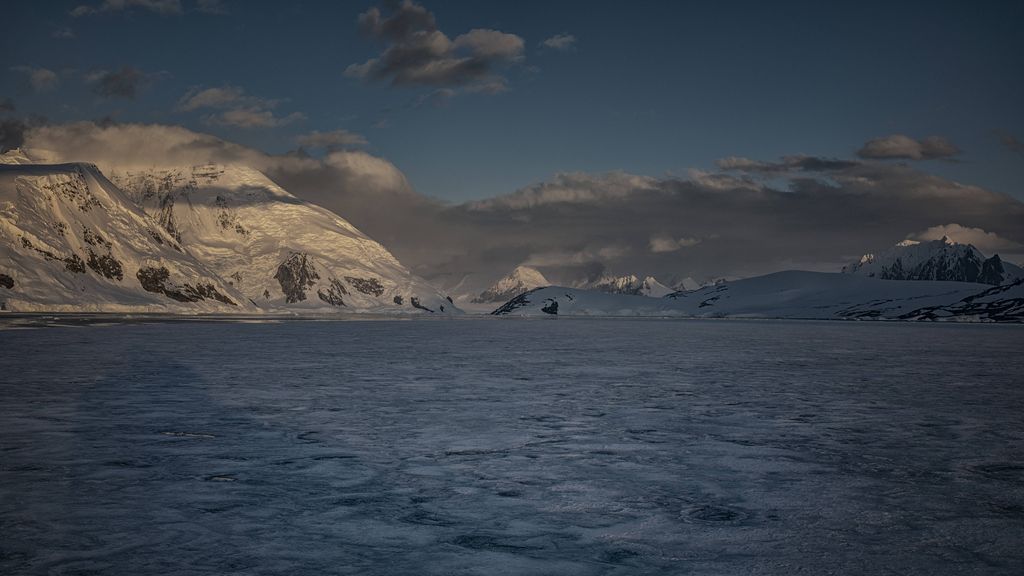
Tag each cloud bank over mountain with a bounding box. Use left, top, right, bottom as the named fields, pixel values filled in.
left=17, top=122, right=1024, bottom=292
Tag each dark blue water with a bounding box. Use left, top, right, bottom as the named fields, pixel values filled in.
left=2, top=319, right=1022, bottom=574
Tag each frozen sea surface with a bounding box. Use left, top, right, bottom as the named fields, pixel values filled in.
left=1, top=318, right=1023, bottom=575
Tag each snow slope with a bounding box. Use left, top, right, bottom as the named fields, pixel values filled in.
left=493, top=271, right=1020, bottom=322
left=843, top=237, right=1023, bottom=285
left=0, top=163, right=252, bottom=313
left=472, top=265, right=549, bottom=303
left=109, top=164, right=458, bottom=314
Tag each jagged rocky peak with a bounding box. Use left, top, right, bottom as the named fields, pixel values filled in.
left=843, top=236, right=1023, bottom=286
left=472, top=265, right=550, bottom=303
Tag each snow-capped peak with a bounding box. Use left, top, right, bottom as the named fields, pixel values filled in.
left=843, top=237, right=1022, bottom=285
left=472, top=265, right=550, bottom=303
left=584, top=274, right=673, bottom=297
left=1, top=159, right=458, bottom=313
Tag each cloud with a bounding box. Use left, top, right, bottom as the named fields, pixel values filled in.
left=470, top=171, right=658, bottom=210
left=177, top=85, right=248, bottom=111
left=346, top=1, right=523, bottom=94
left=71, top=0, right=182, bottom=17
left=0, top=115, right=47, bottom=152
left=17, top=122, right=1024, bottom=295
left=177, top=85, right=303, bottom=129
left=649, top=235, right=701, bottom=253
left=295, top=129, right=367, bottom=150
left=910, top=223, right=1024, bottom=254
left=540, top=33, right=576, bottom=51
left=856, top=134, right=960, bottom=160
left=11, top=67, right=60, bottom=92
left=87, top=66, right=146, bottom=99
left=209, top=108, right=304, bottom=129
left=716, top=155, right=859, bottom=173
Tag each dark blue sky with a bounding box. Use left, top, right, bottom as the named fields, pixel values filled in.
left=3, top=0, right=1023, bottom=201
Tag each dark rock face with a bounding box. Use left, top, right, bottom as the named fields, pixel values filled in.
left=540, top=300, right=559, bottom=315
left=81, top=226, right=110, bottom=248
left=136, top=266, right=236, bottom=305
left=317, top=278, right=348, bottom=307
left=393, top=295, right=404, bottom=305
left=42, top=169, right=100, bottom=212
left=274, top=253, right=319, bottom=303
left=86, top=249, right=124, bottom=281
left=410, top=297, right=434, bottom=312
left=902, top=279, right=1024, bottom=322
left=979, top=255, right=1007, bottom=285
left=0, top=274, right=13, bottom=289
left=214, top=195, right=248, bottom=236
left=491, top=288, right=543, bottom=315
left=157, top=194, right=182, bottom=243
left=21, top=236, right=88, bottom=274
left=875, top=250, right=1009, bottom=285
left=64, top=254, right=86, bottom=274
left=345, top=276, right=385, bottom=297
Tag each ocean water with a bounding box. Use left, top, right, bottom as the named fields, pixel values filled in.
left=1, top=318, right=1022, bottom=575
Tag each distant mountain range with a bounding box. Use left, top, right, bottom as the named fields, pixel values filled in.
left=4, top=147, right=1021, bottom=322
left=472, top=269, right=711, bottom=304
left=0, top=150, right=457, bottom=314
left=489, top=238, right=1024, bottom=322
left=493, top=271, right=1024, bottom=322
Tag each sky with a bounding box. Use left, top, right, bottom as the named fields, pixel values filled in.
left=3, top=0, right=1023, bottom=201
left=3, top=0, right=1024, bottom=290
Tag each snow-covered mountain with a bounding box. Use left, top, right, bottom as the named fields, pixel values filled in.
left=843, top=236, right=1022, bottom=285
left=471, top=265, right=549, bottom=303
left=584, top=274, right=674, bottom=297
left=492, top=271, right=1023, bottom=322
left=1, top=153, right=458, bottom=314
left=0, top=162, right=251, bottom=312
left=109, top=164, right=457, bottom=313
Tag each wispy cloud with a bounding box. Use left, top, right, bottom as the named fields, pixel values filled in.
left=177, top=84, right=303, bottom=128
left=296, top=129, right=367, bottom=150
left=11, top=67, right=61, bottom=92
left=540, top=33, right=576, bottom=51
left=856, top=134, right=960, bottom=161
left=87, top=66, right=147, bottom=99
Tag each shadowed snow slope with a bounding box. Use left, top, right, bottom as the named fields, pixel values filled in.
left=0, top=157, right=457, bottom=314
left=493, top=271, right=1022, bottom=322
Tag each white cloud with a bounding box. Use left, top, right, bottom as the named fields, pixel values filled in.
left=540, top=33, right=576, bottom=51
left=911, top=223, right=1024, bottom=254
